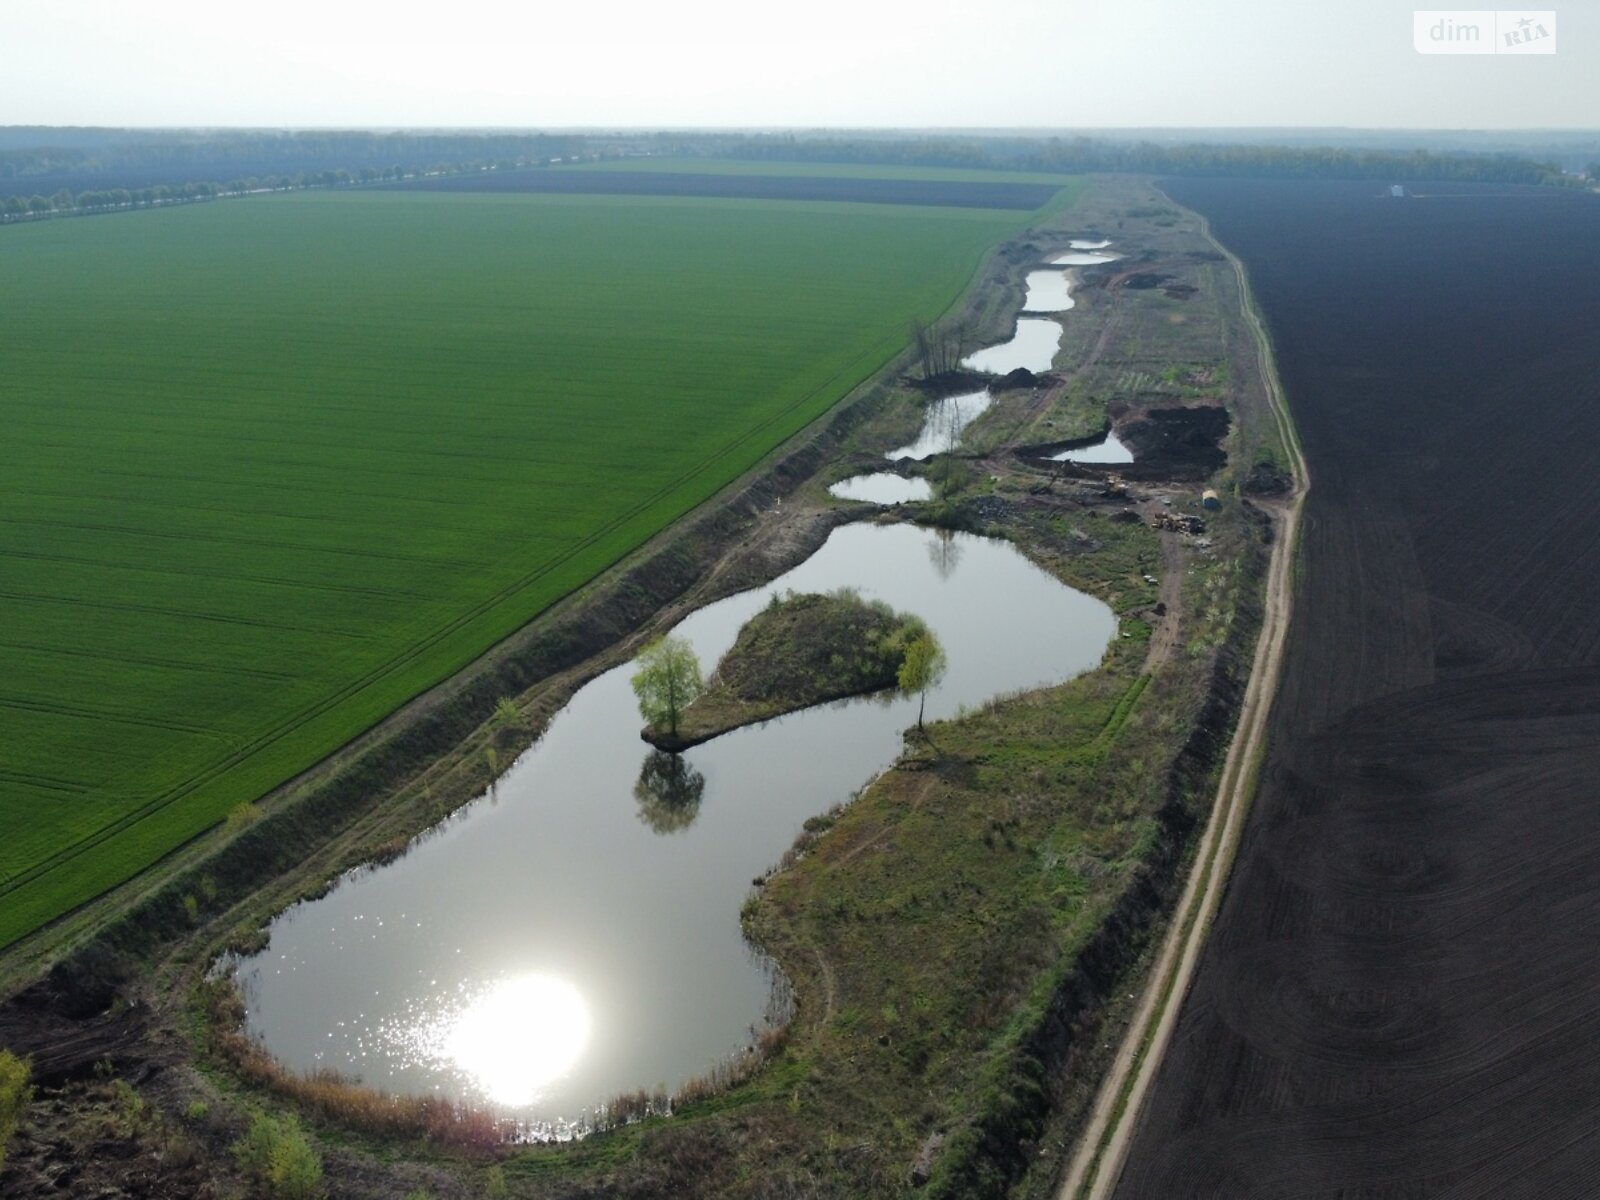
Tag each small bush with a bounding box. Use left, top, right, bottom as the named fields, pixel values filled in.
left=224, top=802, right=263, bottom=835
left=109, top=1077, right=144, bottom=1126
left=0, top=1050, right=31, bottom=1172
left=233, top=1111, right=324, bottom=1200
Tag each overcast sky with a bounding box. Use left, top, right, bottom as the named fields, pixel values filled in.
left=3, top=0, right=1594, bottom=129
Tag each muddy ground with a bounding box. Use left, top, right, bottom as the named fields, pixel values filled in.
left=1114, top=179, right=1600, bottom=1197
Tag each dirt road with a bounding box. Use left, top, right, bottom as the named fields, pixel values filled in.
left=1057, top=204, right=1308, bottom=1200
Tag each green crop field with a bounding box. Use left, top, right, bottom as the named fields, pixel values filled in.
left=0, top=180, right=1066, bottom=949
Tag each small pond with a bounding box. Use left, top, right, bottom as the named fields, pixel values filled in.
left=1022, top=269, right=1075, bottom=313
left=1052, top=430, right=1134, bottom=464
left=962, top=318, right=1062, bottom=376
left=235, top=523, right=1115, bottom=1131
left=1049, top=250, right=1120, bottom=267
left=885, top=390, right=993, bottom=461
left=827, top=474, right=932, bottom=504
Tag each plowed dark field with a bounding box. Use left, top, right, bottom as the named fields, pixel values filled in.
left=393, top=167, right=1060, bottom=209
left=1115, top=179, right=1600, bottom=1198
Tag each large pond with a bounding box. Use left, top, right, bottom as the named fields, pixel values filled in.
left=235, top=523, right=1115, bottom=1130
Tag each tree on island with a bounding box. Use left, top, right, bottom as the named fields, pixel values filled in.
left=897, top=631, right=948, bottom=733
left=630, top=635, right=704, bottom=740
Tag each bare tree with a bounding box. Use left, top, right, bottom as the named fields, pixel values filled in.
left=911, top=319, right=935, bottom=380
left=910, top=318, right=971, bottom=381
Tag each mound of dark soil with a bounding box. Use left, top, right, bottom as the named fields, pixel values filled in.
left=994, top=367, right=1041, bottom=391
left=906, top=369, right=992, bottom=395
left=1242, top=460, right=1293, bottom=496
left=1118, top=406, right=1229, bottom=474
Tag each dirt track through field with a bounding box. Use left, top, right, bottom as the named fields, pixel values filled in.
left=1105, top=180, right=1600, bottom=1198
left=1058, top=197, right=1308, bottom=1200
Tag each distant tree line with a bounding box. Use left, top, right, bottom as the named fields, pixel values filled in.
left=0, top=129, right=584, bottom=182
left=3, top=126, right=1580, bottom=227
left=704, top=133, right=1574, bottom=186
left=1, top=166, right=410, bottom=221
left=0, top=130, right=590, bottom=223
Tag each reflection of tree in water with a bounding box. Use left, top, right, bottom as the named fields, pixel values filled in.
left=927, top=528, right=964, bottom=580
left=633, top=751, right=706, bottom=835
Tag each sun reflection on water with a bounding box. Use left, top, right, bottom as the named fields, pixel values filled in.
left=438, top=974, right=591, bottom=1107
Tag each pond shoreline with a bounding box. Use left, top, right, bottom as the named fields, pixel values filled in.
left=637, top=673, right=894, bottom=752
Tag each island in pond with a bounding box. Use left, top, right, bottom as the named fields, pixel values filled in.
left=643, top=588, right=930, bottom=751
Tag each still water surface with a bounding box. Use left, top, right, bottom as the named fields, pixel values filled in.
left=1052, top=430, right=1134, bottom=464
left=1050, top=251, right=1120, bottom=267
left=827, top=474, right=933, bottom=504
left=237, top=523, right=1115, bottom=1129
left=885, top=390, right=993, bottom=460
left=1022, top=270, right=1075, bottom=313
left=962, top=318, right=1061, bottom=376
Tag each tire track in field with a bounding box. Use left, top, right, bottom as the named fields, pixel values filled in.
left=0, top=638, right=298, bottom=681
left=0, top=771, right=89, bottom=796
left=0, top=515, right=465, bottom=569
left=0, top=589, right=373, bottom=638
left=0, top=695, right=231, bottom=739
left=0, top=547, right=440, bottom=603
